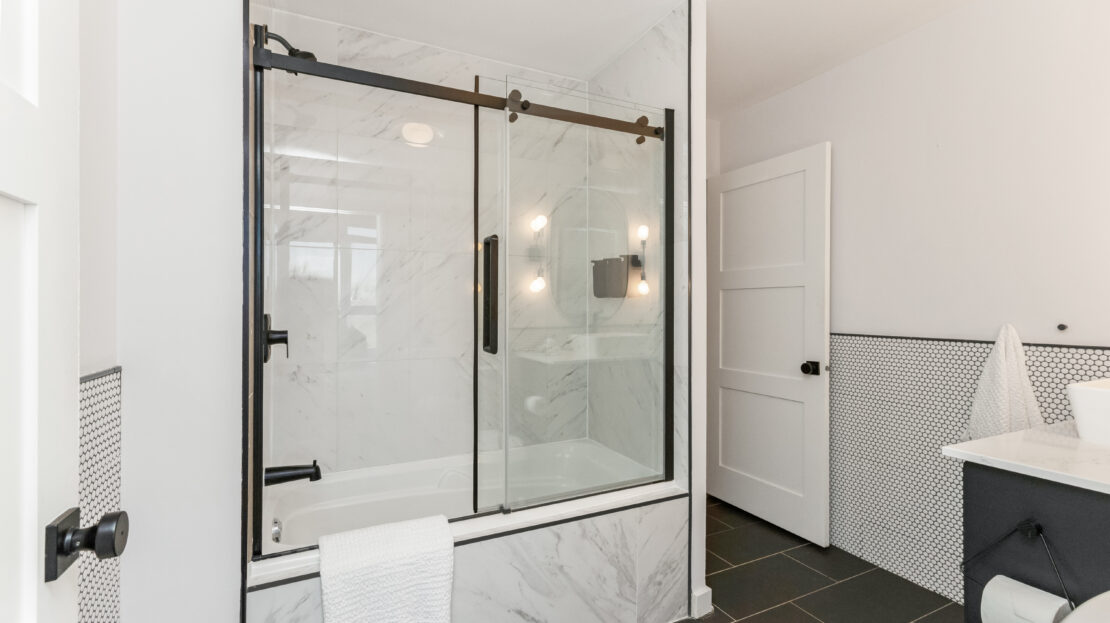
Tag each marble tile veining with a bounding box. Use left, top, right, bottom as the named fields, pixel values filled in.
left=247, top=497, right=689, bottom=623
left=246, top=578, right=323, bottom=623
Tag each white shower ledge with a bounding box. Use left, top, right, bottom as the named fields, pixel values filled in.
left=248, top=481, right=687, bottom=587
left=942, top=420, right=1110, bottom=495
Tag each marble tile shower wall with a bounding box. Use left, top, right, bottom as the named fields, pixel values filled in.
left=246, top=497, right=690, bottom=623
left=258, top=8, right=589, bottom=472
left=586, top=5, right=690, bottom=477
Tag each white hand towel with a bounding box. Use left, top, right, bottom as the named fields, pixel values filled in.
left=964, top=324, right=1042, bottom=441
left=319, top=515, right=453, bottom=623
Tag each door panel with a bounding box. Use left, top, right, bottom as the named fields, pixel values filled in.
left=718, top=389, right=806, bottom=495
left=719, top=287, right=805, bottom=376
left=719, top=172, right=806, bottom=271
left=707, top=143, right=830, bottom=546
left=0, top=0, right=82, bottom=617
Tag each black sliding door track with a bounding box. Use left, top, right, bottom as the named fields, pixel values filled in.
left=253, top=35, right=665, bottom=140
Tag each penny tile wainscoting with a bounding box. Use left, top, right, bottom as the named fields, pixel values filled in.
left=79, top=368, right=124, bottom=623
left=827, top=334, right=1109, bottom=603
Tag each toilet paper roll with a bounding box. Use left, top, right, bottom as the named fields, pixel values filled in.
left=981, top=575, right=1072, bottom=623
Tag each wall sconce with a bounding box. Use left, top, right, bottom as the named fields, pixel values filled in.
left=530, top=273, right=546, bottom=293
left=530, top=214, right=548, bottom=234
left=528, top=214, right=547, bottom=293
left=636, top=225, right=649, bottom=295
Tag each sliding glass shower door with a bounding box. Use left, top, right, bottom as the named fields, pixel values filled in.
left=478, top=78, right=671, bottom=510
left=254, top=43, right=673, bottom=555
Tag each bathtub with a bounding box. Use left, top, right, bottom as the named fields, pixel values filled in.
left=261, top=438, right=660, bottom=557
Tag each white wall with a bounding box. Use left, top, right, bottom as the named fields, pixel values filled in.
left=117, top=0, right=244, bottom=620
left=690, top=0, right=710, bottom=615
left=79, top=0, right=118, bottom=375
left=716, top=0, right=1110, bottom=346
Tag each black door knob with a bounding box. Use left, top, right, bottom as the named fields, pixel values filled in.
left=45, top=508, right=130, bottom=581
left=66, top=510, right=129, bottom=559
left=800, top=361, right=821, bottom=376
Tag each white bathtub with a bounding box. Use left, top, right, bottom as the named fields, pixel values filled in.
left=261, top=438, right=659, bottom=556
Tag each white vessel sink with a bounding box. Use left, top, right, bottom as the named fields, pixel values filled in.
left=1066, top=379, right=1110, bottom=446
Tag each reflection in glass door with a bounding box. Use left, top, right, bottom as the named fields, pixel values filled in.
left=497, top=78, right=671, bottom=509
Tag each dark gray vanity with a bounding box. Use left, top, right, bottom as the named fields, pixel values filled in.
left=945, top=423, right=1110, bottom=622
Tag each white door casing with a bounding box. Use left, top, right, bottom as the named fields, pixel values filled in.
left=0, top=0, right=83, bottom=620
left=707, top=143, right=830, bottom=546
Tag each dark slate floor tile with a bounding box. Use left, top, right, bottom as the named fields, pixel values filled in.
left=707, top=550, right=732, bottom=574
left=707, top=501, right=761, bottom=528
left=914, top=603, right=963, bottom=622
left=707, top=554, right=831, bottom=620
left=795, top=568, right=950, bottom=623
left=698, top=606, right=735, bottom=622
left=708, top=515, right=732, bottom=535
left=784, top=544, right=875, bottom=580
left=707, top=521, right=807, bottom=565
left=738, top=603, right=820, bottom=622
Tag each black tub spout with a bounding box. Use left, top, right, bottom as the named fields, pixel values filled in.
left=264, top=460, right=322, bottom=486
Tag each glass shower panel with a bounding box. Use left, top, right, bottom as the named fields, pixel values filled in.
left=503, top=79, right=667, bottom=509
left=262, top=69, right=341, bottom=480
left=263, top=68, right=479, bottom=541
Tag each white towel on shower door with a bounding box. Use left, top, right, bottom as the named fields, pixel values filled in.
left=963, top=324, right=1042, bottom=441
left=319, top=515, right=453, bottom=623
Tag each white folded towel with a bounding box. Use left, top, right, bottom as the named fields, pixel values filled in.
left=964, top=324, right=1043, bottom=441
left=319, top=515, right=453, bottom=623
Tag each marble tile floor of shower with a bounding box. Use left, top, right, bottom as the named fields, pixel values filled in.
left=687, top=497, right=964, bottom=623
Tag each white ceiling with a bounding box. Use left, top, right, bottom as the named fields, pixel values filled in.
left=267, top=0, right=683, bottom=80
left=708, top=0, right=972, bottom=117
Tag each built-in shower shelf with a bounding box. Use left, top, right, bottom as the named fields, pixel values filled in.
left=515, top=352, right=653, bottom=365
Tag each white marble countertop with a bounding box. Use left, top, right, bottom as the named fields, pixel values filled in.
left=942, top=421, right=1110, bottom=495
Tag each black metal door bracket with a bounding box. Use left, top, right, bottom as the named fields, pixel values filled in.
left=45, top=507, right=129, bottom=582
left=263, top=313, right=288, bottom=363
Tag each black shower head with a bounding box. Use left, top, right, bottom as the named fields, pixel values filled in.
left=266, top=31, right=316, bottom=63
left=289, top=49, right=316, bottom=62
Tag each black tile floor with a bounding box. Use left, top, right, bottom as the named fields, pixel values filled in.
left=690, top=497, right=964, bottom=623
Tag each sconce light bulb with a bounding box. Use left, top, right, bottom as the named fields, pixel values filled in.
left=530, top=215, right=548, bottom=232
left=530, top=276, right=547, bottom=293
left=637, top=225, right=649, bottom=241
left=637, top=279, right=650, bottom=295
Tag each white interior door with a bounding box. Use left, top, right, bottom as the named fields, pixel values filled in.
left=0, top=0, right=83, bottom=620
left=707, top=143, right=830, bottom=546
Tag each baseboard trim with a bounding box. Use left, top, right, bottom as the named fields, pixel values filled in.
left=691, top=585, right=713, bottom=618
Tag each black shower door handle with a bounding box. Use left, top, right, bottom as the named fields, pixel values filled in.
left=483, top=235, right=498, bottom=354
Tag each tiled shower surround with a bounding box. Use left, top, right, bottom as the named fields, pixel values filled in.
left=829, top=333, right=1110, bottom=603
left=248, top=3, right=691, bottom=621
left=257, top=4, right=690, bottom=489
left=246, top=497, right=689, bottom=623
